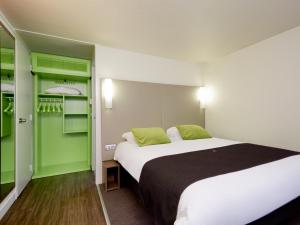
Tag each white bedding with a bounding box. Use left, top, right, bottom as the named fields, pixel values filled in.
left=114, top=138, right=300, bottom=225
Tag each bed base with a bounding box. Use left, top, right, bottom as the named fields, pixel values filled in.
left=119, top=165, right=300, bottom=225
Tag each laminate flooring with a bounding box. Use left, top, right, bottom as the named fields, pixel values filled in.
left=0, top=171, right=106, bottom=225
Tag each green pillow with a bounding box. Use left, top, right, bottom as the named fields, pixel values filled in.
left=131, top=127, right=171, bottom=147
left=176, top=125, right=211, bottom=140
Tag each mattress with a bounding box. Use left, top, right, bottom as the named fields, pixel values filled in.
left=114, top=138, right=300, bottom=225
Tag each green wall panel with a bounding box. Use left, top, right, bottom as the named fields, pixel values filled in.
left=38, top=114, right=88, bottom=166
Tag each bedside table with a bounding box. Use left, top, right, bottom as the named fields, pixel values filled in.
left=103, top=160, right=120, bottom=191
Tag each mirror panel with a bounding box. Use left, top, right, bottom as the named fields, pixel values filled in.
left=0, top=22, right=15, bottom=202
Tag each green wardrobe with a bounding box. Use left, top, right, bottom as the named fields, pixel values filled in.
left=32, top=53, right=92, bottom=178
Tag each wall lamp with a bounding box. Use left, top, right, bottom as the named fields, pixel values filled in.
left=102, top=78, right=113, bottom=109
left=197, top=86, right=213, bottom=109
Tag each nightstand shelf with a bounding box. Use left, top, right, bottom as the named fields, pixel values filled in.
left=103, top=160, right=120, bottom=191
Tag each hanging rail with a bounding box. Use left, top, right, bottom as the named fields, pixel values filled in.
left=37, top=98, right=63, bottom=113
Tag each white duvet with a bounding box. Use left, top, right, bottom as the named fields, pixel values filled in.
left=114, top=138, right=300, bottom=225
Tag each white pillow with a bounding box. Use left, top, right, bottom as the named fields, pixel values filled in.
left=167, top=127, right=183, bottom=142
left=1, top=83, right=15, bottom=93
left=45, top=86, right=82, bottom=95
left=122, top=132, right=138, bottom=146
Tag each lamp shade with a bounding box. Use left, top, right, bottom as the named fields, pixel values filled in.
left=102, top=78, right=113, bottom=109
left=197, top=86, right=212, bottom=108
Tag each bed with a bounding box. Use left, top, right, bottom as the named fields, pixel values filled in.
left=114, top=137, right=300, bottom=225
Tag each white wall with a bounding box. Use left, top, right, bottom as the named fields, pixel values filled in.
left=94, top=45, right=204, bottom=184
left=205, top=26, right=300, bottom=152
left=95, top=45, right=203, bottom=85
left=0, top=11, right=33, bottom=219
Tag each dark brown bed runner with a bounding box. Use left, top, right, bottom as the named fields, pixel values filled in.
left=139, top=143, right=299, bottom=225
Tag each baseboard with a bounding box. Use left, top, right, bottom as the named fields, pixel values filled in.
left=96, top=185, right=111, bottom=225
left=0, top=188, right=17, bottom=220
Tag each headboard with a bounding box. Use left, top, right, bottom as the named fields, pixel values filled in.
left=101, top=79, right=204, bottom=160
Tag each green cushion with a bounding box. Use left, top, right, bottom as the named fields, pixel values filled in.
left=176, top=125, right=212, bottom=140
left=131, top=127, right=171, bottom=147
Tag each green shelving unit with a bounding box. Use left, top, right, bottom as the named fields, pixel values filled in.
left=32, top=53, right=92, bottom=178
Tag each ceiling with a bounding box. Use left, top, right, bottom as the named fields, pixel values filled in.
left=1, top=0, right=300, bottom=62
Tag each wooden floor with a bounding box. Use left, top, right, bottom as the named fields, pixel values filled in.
left=0, top=171, right=106, bottom=225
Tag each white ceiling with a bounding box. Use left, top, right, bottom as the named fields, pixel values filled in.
left=1, top=0, right=300, bottom=62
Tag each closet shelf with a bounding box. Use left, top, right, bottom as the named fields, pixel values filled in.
left=2, top=92, right=14, bottom=96
left=64, top=95, right=88, bottom=99
left=38, top=94, right=63, bottom=98
left=64, top=113, right=88, bottom=116
left=63, top=130, right=88, bottom=134
left=38, top=93, right=88, bottom=98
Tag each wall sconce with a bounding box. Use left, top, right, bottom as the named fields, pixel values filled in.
left=197, top=86, right=212, bottom=109
left=102, top=78, right=113, bottom=109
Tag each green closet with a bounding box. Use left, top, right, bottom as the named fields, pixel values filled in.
left=32, top=53, right=92, bottom=178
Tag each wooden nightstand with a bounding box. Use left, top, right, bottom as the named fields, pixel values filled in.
left=103, top=160, right=120, bottom=191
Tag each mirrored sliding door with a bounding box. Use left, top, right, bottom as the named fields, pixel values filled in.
left=0, top=21, right=15, bottom=202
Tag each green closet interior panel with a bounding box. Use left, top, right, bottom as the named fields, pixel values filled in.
left=32, top=53, right=91, bottom=178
